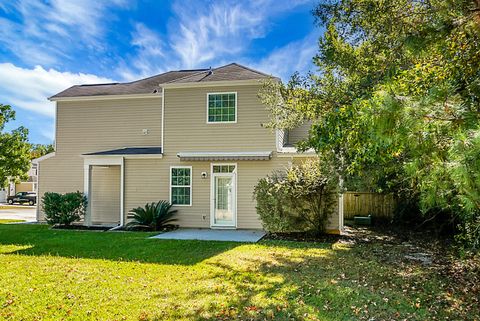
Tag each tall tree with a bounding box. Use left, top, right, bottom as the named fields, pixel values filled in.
left=0, top=104, right=31, bottom=187
left=30, top=143, right=55, bottom=160
left=259, top=0, right=480, bottom=249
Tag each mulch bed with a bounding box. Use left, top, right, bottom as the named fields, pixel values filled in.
left=264, top=231, right=341, bottom=243
left=51, top=225, right=111, bottom=231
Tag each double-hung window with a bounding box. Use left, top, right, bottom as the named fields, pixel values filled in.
left=170, top=166, right=192, bottom=206
left=207, top=92, right=236, bottom=123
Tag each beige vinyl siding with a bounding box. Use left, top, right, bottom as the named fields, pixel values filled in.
left=124, top=154, right=339, bottom=230
left=121, top=85, right=339, bottom=230
left=38, top=84, right=340, bottom=231
left=124, top=158, right=211, bottom=228
left=37, top=97, right=161, bottom=221
left=287, top=121, right=312, bottom=146
left=56, top=97, right=162, bottom=156
left=90, top=166, right=120, bottom=225
left=164, top=85, right=275, bottom=152
left=37, top=156, right=84, bottom=222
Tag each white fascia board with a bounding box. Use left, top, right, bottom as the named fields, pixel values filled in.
left=49, top=93, right=162, bottom=102
left=177, top=151, right=272, bottom=157
left=177, top=151, right=272, bottom=161
left=123, top=154, right=163, bottom=159
left=82, top=156, right=123, bottom=166
left=161, top=79, right=264, bottom=89
left=32, top=152, right=56, bottom=163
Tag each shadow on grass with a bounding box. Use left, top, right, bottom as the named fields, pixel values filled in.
left=0, top=224, right=238, bottom=265
left=153, top=241, right=475, bottom=320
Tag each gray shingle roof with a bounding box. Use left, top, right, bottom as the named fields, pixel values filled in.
left=166, top=63, right=274, bottom=84
left=83, top=147, right=162, bottom=156
left=50, top=63, right=274, bottom=99
left=50, top=70, right=204, bottom=99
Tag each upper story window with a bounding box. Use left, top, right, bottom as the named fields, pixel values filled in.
left=207, top=92, right=237, bottom=123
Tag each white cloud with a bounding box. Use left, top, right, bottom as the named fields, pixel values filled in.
left=0, top=63, right=114, bottom=117
left=117, top=23, right=172, bottom=81
left=120, top=0, right=317, bottom=80
left=250, top=31, right=320, bottom=81
left=170, top=1, right=267, bottom=68
left=0, top=0, right=130, bottom=65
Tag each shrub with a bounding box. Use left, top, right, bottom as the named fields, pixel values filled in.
left=254, top=159, right=338, bottom=235
left=42, top=191, right=87, bottom=225
left=126, top=200, right=178, bottom=231
left=456, top=216, right=480, bottom=255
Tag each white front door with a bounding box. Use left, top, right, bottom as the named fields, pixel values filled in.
left=211, top=164, right=236, bottom=228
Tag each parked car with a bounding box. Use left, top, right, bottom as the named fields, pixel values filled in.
left=6, top=192, right=37, bottom=206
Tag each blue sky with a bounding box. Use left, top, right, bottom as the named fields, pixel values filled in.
left=0, top=0, right=322, bottom=144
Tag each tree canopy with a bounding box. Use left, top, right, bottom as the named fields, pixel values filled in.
left=30, top=143, right=55, bottom=160
left=0, top=104, right=31, bottom=187
left=259, top=0, right=480, bottom=250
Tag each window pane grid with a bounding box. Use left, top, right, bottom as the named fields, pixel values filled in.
left=171, top=167, right=191, bottom=205
left=208, top=93, right=236, bottom=122
left=213, top=165, right=236, bottom=173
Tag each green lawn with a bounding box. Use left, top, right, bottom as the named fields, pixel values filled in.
left=0, top=224, right=477, bottom=320
left=0, top=219, right=25, bottom=224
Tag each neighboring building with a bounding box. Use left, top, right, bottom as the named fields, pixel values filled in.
left=36, top=63, right=343, bottom=232
left=8, top=163, right=37, bottom=196
left=0, top=188, right=6, bottom=203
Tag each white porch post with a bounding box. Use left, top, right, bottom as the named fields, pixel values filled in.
left=84, top=164, right=92, bottom=226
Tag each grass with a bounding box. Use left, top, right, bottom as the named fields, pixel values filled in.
left=0, top=205, right=33, bottom=210
left=0, top=224, right=478, bottom=320
left=0, top=219, right=25, bottom=224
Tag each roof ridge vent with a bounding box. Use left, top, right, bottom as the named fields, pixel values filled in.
left=208, top=67, right=213, bottom=76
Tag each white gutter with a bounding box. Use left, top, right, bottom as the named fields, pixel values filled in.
left=49, top=93, right=162, bottom=102
left=177, top=151, right=272, bottom=161
left=161, top=79, right=264, bottom=89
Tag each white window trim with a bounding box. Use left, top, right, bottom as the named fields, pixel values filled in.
left=169, top=166, right=192, bottom=206
left=206, top=92, right=237, bottom=124
left=210, top=163, right=237, bottom=228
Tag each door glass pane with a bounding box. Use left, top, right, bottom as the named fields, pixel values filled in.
left=213, top=165, right=235, bottom=173
left=215, top=176, right=233, bottom=224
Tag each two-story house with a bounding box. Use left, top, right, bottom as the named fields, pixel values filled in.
left=36, top=63, right=343, bottom=233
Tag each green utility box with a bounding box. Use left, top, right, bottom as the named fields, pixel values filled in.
left=354, top=215, right=372, bottom=226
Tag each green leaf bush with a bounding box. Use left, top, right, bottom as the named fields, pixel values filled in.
left=42, top=191, right=87, bottom=226
left=126, top=200, right=178, bottom=231
left=254, top=159, right=338, bottom=235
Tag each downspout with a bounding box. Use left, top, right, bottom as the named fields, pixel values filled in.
left=161, top=86, right=165, bottom=154
left=120, top=157, right=125, bottom=226
left=35, top=162, right=40, bottom=222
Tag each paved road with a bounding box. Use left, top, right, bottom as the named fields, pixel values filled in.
left=0, top=204, right=36, bottom=222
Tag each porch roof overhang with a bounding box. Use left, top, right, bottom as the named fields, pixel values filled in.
left=177, top=151, right=272, bottom=161
left=82, top=147, right=163, bottom=159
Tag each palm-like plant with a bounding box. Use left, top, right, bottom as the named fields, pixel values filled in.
left=126, top=200, right=178, bottom=231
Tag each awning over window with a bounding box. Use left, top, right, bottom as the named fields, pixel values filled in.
left=177, top=151, right=272, bottom=161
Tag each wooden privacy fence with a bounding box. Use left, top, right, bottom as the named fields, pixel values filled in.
left=343, top=192, right=397, bottom=219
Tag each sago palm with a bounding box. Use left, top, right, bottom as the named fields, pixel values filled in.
left=126, top=201, right=178, bottom=231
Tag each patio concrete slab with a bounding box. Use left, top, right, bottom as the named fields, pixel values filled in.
left=150, top=228, right=266, bottom=242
